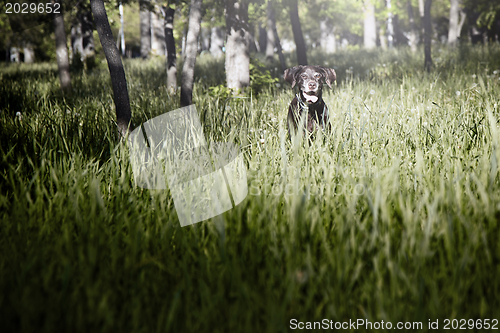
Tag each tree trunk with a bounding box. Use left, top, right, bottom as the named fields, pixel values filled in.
left=90, top=0, right=131, bottom=137
left=265, top=0, right=275, bottom=60
left=448, top=0, right=459, bottom=46
left=119, top=2, right=126, bottom=56
left=387, top=0, right=394, bottom=47
left=247, top=22, right=259, bottom=54
left=408, top=0, right=418, bottom=52
left=71, top=17, right=83, bottom=61
left=200, top=26, right=210, bottom=51
left=10, top=47, right=20, bottom=62
left=180, top=0, right=203, bottom=107
left=273, top=22, right=286, bottom=72
left=393, top=15, right=408, bottom=45
left=320, top=18, right=336, bottom=54
left=151, top=3, right=165, bottom=56
left=258, top=25, right=266, bottom=53
left=181, top=24, right=187, bottom=56
left=457, top=8, right=466, bottom=39
left=53, top=0, right=71, bottom=93
left=424, top=0, right=433, bottom=72
left=23, top=43, right=35, bottom=63
left=379, top=25, right=387, bottom=49
left=210, top=26, right=224, bottom=57
left=364, top=1, right=376, bottom=49
left=81, top=10, right=95, bottom=61
left=162, top=5, right=177, bottom=91
left=225, top=0, right=250, bottom=90
left=266, top=0, right=286, bottom=71
left=289, top=0, right=307, bottom=65
left=419, top=0, right=425, bottom=39
left=72, top=7, right=95, bottom=65
left=140, top=0, right=151, bottom=59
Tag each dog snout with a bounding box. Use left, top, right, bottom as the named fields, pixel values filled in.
left=308, top=81, right=317, bottom=90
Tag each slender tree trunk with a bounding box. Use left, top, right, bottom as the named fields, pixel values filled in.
left=81, top=10, right=95, bottom=62
left=225, top=0, right=250, bottom=90
left=247, top=22, right=259, bottom=53
left=458, top=8, right=466, bottom=38
left=72, top=8, right=95, bottom=65
left=90, top=0, right=131, bottom=136
left=140, top=0, right=151, bottom=59
left=289, top=0, right=307, bottom=65
left=210, top=25, right=224, bottom=57
left=258, top=25, right=266, bottom=53
left=448, top=0, right=466, bottom=47
left=424, top=0, right=433, bottom=72
left=71, top=16, right=83, bottom=61
left=23, top=43, right=35, bottom=63
left=10, top=47, right=20, bottom=62
left=448, top=0, right=459, bottom=46
left=181, top=24, right=187, bottom=56
left=364, top=1, right=377, bottom=49
left=273, top=23, right=286, bottom=72
left=200, top=26, right=210, bottom=51
left=119, top=2, right=126, bottom=56
left=180, top=0, right=203, bottom=106
left=53, top=0, right=71, bottom=93
left=379, top=25, right=387, bottom=49
left=419, top=0, right=425, bottom=40
left=387, top=0, right=394, bottom=47
left=393, top=15, right=408, bottom=45
left=265, top=0, right=275, bottom=60
left=151, top=3, right=165, bottom=56
left=320, top=18, right=336, bottom=54
left=408, top=1, right=418, bottom=52
left=266, top=0, right=285, bottom=71
left=162, top=5, right=177, bottom=91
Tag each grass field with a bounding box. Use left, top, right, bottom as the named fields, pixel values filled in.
left=1, top=45, right=500, bottom=332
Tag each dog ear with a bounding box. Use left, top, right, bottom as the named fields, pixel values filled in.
left=284, top=66, right=302, bottom=88
left=321, top=67, right=337, bottom=88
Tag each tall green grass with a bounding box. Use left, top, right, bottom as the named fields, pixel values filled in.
left=1, top=45, right=500, bottom=332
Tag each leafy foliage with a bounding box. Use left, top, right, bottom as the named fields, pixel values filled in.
left=249, top=58, right=279, bottom=95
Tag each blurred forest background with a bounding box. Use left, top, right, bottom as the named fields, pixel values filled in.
left=1, top=0, right=500, bottom=77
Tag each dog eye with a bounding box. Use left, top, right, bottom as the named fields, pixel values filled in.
left=300, top=74, right=307, bottom=79
left=314, top=73, right=321, bottom=79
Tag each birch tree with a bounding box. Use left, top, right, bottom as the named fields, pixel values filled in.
left=408, top=0, right=418, bottom=52
left=162, top=5, right=177, bottom=91
left=225, top=0, right=250, bottom=90
left=53, top=0, right=71, bottom=93
left=448, top=0, right=466, bottom=47
left=180, top=0, right=203, bottom=106
left=140, top=0, right=151, bottom=58
left=364, top=1, right=376, bottom=49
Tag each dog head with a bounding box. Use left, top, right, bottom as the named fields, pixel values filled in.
left=283, top=65, right=336, bottom=104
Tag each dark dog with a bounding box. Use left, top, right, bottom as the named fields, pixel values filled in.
left=284, top=65, right=336, bottom=140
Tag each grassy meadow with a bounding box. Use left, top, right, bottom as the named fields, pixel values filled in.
left=1, top=45, right=500, bottom=332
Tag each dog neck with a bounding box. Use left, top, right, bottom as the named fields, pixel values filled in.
left=295, top=93, right=328, bottom=128
left=296, top=93, right=325, bottom=114
left=296, top=93, right=310, bottom=112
